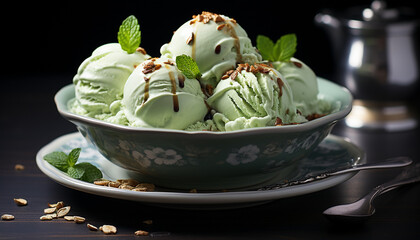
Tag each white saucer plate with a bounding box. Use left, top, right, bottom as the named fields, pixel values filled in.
left=36, top=132, right=364, bottom=209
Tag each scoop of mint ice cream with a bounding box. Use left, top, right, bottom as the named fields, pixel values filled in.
left=160, top=11, right=261, bottom=93
left=71, top=43, right=150, bottom=119
left=207, top=63, right=307, bottom=131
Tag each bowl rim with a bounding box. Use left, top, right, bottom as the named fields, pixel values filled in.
left=55, top=77, right=353, bottom=137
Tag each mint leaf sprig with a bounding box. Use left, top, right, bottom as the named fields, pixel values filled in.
left=176, top=54, right=202, bottom=80
left=118, top=15, right=141, bottom=54
left=256, top=33, right=297, bottom=62
left=44, top=148, right=102, bottom=183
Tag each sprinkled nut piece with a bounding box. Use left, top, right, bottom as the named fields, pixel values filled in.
left=40, top=215, right=53, bottom=221
left=45, top=213, right=57, bottom=219
left=117, top=179, right=139, bottom=186
left=14, top=164, right=25, bottom=171
left=118, top=184, right=134, bottom=190
left=44, top=207, right=56, bottom=214
left=93, top=180, right=110, bottom=186
left=134, top=230, right=149, bottom=236
left=73, top=216, right=86, bottom=224
left=100, top=225, right=117, bottom=234
left=48, top=201, right=64, bottom=209
left=135, top=183, right=155, bottom=191
left=87, top=223, right=98, bottom=231
left=57, top=206, right=71, bottom=218
left=142, top=219, right=153, bottom=225
left=64, top=216, right=75, bottom=221
left=14, top=198, right=28, bottom=206
left=1, top=214, right=14, bottom=221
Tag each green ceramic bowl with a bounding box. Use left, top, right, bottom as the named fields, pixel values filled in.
left=55, top=78, right=352, bottom=190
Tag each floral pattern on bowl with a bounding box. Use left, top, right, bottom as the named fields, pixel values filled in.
left=55, top=78, right=352, bottom=190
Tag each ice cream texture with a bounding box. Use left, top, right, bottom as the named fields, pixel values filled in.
left=160, top=11, right=262, bottom=93
left=123, top=57, right=208, bottom=129
left=207, top=63, right=307, bottom=131
left=68, top=12, right=333, bottom=132
left=71, top=43, right=150, bottom=122
left=273, top=57, right=331, bottom=117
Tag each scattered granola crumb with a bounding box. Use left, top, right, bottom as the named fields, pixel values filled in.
left=95, top=179, right=155, bottom=192
left=93, top=180, right=110, bottom=186
left=57, top=206, right=71, bottom=218
left=142, top=219, right=153, bottom=225
left=14, top=198, right=28, bottom=206
left=87, top=223, right=98, bottom=231
left=100, top=225, right=117, bottom=234
left=134, top=230, right=149, bottom=236
left=1, top=214, right=14, bottom=221
left=44, top=207, right=56, bottom=214
left=14, top=164, right=24, bottom=171
left=40, top=215, right=53, bottom=221
left=64, top=216, right=75, bottom=221
left=48, top=201, right=64, bottom=209
left=73, top=216, right=86, bottom=224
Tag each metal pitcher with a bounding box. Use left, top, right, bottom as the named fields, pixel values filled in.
left=315, top=1, right=419, bottom=131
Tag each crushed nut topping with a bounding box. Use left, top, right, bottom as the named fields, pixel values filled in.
left=186, top=32, right=194, bottom=45
left=216, top=24, right=226, bottom=30
left=275, top=117, right=283, bottom=126
left=163, top=59, right=174, bottom=65
left=136, top=47, right=147, bottom=55
left=292, top=61, right=302, bottom=68
left=142, top=61, right=162, bottom=74
left=221, top=63, right=274, bottom=80
left=191, top=11, right=226, bottom=24
left=306, top=113, right=326, bottom=121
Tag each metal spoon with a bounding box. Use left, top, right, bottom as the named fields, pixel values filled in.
left=323, top=160, right=420, bottom=222
left=259, top=156, right=412, bottom=190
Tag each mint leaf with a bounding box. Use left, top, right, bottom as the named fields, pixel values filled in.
left=176, top=54, right=202, bottom=79
left=67, top=148, right=81, bottom=167
left=256, top=35, right=275, bottom=61
left=256, top=33, right=297, bottom=62
left=67, top=165, right=85, bottom=180
left=276, top=33, right=297, bottom=62
left=76, top=162, right=103, bottom=183
left=67, top=163, right=102, bottom=183
left=118, top=15, right=141, bottom=54
left=44, top=147, right=103, bottom=183
left=43, top=151, right=69, bottom=172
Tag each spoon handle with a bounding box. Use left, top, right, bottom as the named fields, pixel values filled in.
left=369, top=162, right=420, bottom=202
left=329, top=156, right=412, bottom=176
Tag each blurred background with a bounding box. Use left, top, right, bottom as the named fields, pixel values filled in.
left=2, top=0, right=418, bottom=81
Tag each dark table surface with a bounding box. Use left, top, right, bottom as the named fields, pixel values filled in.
left=1, top=75, right=420, bottom=239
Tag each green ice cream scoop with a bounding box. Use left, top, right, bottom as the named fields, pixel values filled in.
left=207, top=63, right=307, bottom=131
left=274, top=58, right=330, bottom=116
left=160, top=11, right=261, bottom=92
left=72, top=43, right=150, bottom=117
left=123, top=57, right=208, bottom=130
